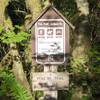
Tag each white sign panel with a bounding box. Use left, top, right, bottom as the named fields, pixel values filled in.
left=32, top=72, right=69, bottom=91
left=35, top=19, right=65, bottom=64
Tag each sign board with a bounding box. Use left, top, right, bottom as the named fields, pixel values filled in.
left=35, top=19, right=65, bottom=64
left=32, top=72, right=69, bottom=91
left=31, top=6, right=74, bottom=64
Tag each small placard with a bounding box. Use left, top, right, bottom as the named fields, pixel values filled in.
left=35, top=19, right=65, bottom=64
left=32, top=72, right=69, bottom=91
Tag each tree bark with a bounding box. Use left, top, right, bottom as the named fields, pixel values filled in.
left=0, top=0, right=9, bottom=25
left=0, top=50, right=12, bottom=70
left=0, top=0, right=32, bottom=97
left=75, top=0, right=89, bottom=16
left=71, top=1, right=91, bottom=99
left=71, top=0, right=91, bottom=74
left=11, top=44, right=32, bottom=97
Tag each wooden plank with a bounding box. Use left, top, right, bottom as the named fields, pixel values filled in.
left=43, top=90, right=57, bottom=100
left=43, top=65, right=58, bottom=100
left=32, top=72, right=69, bottom=91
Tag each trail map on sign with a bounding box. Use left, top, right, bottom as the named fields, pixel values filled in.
left=35, top=19, right=65, bottom=64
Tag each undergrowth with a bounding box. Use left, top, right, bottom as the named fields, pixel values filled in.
left=0, top=70, right=32, bottom=100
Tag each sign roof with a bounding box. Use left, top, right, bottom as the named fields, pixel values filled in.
left=28, top=5, right=75, bottom=30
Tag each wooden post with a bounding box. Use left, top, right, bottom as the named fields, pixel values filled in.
left=44, top=90, right=57, bottom=100
left=43, top=65, right=58, bottom=100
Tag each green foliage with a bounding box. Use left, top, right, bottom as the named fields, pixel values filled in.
left=58, top=90, right=72, bottom=100
left=53, top=0, right=77, bottom=19
left=0, top=26, right=30, bottom=44
left=90, top=74, right=100, bottom=100
left=90, top=47, right=100, bottom=66
left=0, top=70, right=32, bottom=100
left=82, top=95, right=89, bottom=100
left=89, top=42, right=100, bottom=74
left=33, top=91, right=43, bottom=99
left=0, top=25, right=4, bottom=33
left=70, top=57, right=89, bottom=73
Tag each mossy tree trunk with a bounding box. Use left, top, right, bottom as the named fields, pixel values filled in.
left=0, top=0, right=32, bottom=97
left=0, top=0, right=9, bottom=25
left=75, top=0, right=89, bottom=16
left=11, top=44, right=32, bottom=97
left=71, top=0, right=91, bottom=99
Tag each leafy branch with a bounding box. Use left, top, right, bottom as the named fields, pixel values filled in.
left=0, top=25, right=31, bottom=44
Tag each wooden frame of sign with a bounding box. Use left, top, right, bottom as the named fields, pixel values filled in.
left=30, top=5, right=74, bottom=65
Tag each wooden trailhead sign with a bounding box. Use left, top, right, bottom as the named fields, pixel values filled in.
left=29, top=5, right=75, bottom=100
left=31, top=5, right=74, bottom=64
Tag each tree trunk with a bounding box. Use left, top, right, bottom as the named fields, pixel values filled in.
left=0, top=0, right=32, bottom=97
left=0, top=0, right=9, bottom=25
left=71, top=1, right=91, bottom=99
left=75, top=0, right=89, bottom=16
left=11, top=44, right=32, bottom=97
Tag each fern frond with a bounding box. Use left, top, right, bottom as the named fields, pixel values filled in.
left=0, top=70, right=32, bottom=100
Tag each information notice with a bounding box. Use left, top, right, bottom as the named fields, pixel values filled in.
left=32, top=72, right=69, bottom=91
left=35, top=19, right=65, bottom=64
